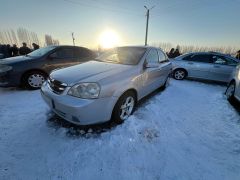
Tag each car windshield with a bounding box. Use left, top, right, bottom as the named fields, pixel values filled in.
left=96, top=47, right=147, bottom=65
left=27, top=46, right=56, bottom=57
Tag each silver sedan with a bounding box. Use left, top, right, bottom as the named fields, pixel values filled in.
left=41, top=46, right=172, bottom=125
left=225, top=64, right=240, bottom=101
left=172, top=52, right=240, bottom=83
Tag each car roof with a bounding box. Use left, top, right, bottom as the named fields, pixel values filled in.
left=48, top=45, right=91, bottom=50
left=116, top=45, right=163, bottom=51
left=183, top=51, right=234, bottom=57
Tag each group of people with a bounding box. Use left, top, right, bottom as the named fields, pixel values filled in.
left=236, top=50, right=240, bottom=60
left=0, top=42, right=40, bottom=58
left=167, top=48, right=181, bottom=58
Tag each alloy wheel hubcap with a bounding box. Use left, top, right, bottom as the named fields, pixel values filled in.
left=175, top=70, right=185, bottom=79
left=120, top=96, right=135, bottom=120
left=226, top=84, right=235, bottom=98
left=28, top=74, right=45, bottom=88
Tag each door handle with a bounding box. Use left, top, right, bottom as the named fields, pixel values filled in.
left=187, top=62, right=194, bottom=65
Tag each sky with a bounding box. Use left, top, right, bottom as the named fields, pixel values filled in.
left=0, top=0, right=239, bottom=49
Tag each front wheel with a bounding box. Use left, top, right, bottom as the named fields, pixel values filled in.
left=173, top=69, right=187, bottom=80
left=23, top=71, right=47, bottom=90
left=112, top=91, right=136, bottom=124
left=225, top=81, right=235, bottom=101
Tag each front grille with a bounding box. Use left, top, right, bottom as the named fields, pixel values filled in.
left=48, top=78, right=67, bottom=94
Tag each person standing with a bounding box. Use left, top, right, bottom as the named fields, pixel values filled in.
left=11, top=44, right=19, bottom=56
left=19, top=42, right=31, bottom=55
left=173, top=48, right=181, bottom=58
left=236, top=50, right=240, bottom=60
left=167, top=48, right=175, bottom=58
left=32, top=43, right=40, bottom=50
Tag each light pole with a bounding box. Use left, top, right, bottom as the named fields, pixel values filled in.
left=144, top=6, right=155, bottom=46
left=72, top=32, right=75, bottom=46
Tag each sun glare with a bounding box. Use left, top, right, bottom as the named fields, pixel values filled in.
left=99, top=30, right=120, bottom=49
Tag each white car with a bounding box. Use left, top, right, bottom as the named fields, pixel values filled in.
left=41, top=46, right=172, bottom=125
left=225, top=64, right=240, bottom=101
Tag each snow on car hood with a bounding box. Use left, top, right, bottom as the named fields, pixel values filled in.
left=50, top=60, right=132, bottom=85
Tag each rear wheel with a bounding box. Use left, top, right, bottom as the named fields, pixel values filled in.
left=112, top=91, right=136, bottom=124
left=22, top=71, right=47, bottom=90
left=226, top=81, right=235, bottom=101
left=173, top=69, right=187, bottom=80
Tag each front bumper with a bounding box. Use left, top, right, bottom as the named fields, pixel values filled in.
left=41, top=81, right=118, bottom=125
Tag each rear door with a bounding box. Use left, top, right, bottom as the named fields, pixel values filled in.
left=183, top=54, right=213, bottom=79
left=210, top=55, right=238, bottom=82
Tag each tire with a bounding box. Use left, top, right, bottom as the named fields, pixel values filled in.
left=225, top=81, right=235, bottom=101
left=22, top=71, right=47, bottom=90
left=112, top=91, right=136, bottom=124
left=173, top=69, right=187, bottom=80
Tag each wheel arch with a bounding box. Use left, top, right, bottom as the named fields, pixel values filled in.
left=21, top=69, right=48, bottom=82
left=110, top=88, right=138, bottom=123
left=173, top=68, right=188, bottom=79
left=173, top=68, right=188, bottom=76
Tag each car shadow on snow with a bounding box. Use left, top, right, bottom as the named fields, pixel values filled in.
left=46, top=112, right=120, bottom=138
left=185, top=78, right=227, bottom=87
left=45, top=86, right=166, bottom=138
left=229, top=98, right=240, bottom=115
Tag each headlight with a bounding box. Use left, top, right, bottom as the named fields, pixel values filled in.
left=68, top=83, right=100, bottom=99
left=0, top=65, right=12, bottom=73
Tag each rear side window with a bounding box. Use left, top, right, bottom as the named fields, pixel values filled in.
left=212, top=55, right=238, bottom=66
left=188, top=54, right=212, bottom=63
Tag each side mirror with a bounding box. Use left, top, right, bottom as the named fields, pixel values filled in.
left=144, top=62, right=159, bottom=68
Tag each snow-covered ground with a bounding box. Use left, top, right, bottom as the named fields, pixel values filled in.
left=0, top=80, right=240, bottom=180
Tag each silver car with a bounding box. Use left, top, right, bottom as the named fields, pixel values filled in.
left=225, top=64, right=240, bottom=101
left=41, top=46, right=172, bottom=125
left=172, top=52, right=240, bottom=83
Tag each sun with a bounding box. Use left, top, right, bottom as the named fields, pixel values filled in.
left=99, top=30, right=120, bottom=49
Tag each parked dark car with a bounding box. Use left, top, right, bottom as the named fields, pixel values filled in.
left=0, top=45, right=96, bottom=89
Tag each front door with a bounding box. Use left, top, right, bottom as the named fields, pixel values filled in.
left=44, top=47, right=78, bottom=73
left=140, top=49, right=162, bottom=97
left=183, top=54, right=213, bottom=79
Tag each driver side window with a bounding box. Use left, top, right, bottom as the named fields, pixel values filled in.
left=146, top=49, right=159, bottom=64
left=50, top=48, right=75, bottom=59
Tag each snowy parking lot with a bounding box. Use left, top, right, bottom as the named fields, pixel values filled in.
left=0, top=79, right=240, bottom=180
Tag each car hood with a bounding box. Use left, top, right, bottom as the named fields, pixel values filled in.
left=50, top=60, right=133, bottom=86
left=0, top=55, right=33, bottom=65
